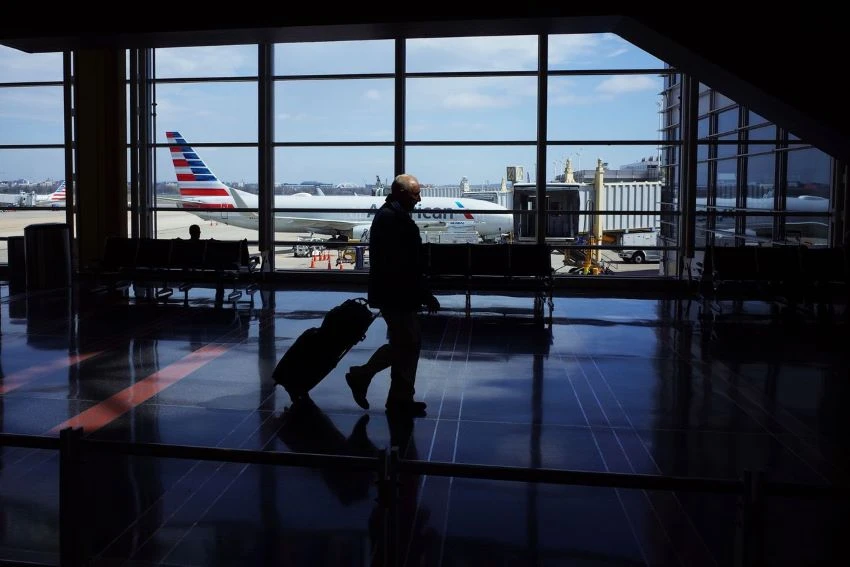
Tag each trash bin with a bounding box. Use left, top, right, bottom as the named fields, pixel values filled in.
left=7, top=235, right=26, bottom=292
left=24, top=223, right=71, bottom=290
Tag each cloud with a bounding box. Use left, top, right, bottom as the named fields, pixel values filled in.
left=154, top=46, right=256, bottom=77
left=595, top=75, right=660, bottom=95
left=0, top=46, right=63, bottom=82
left=547, top=34, right=604, bottom=66
left=279, top=112, right=311, bottom=121
left=364, top=89, right=382, bottom=101
left=606, top=48, right=630, bottom=59
left=409, top=36, right=539, bottom=71
left=441, top=91, right=514, bottom=110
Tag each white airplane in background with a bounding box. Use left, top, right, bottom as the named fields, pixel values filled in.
left=697, top=193, right=830, bottom=242
left=166, top=131, right=513, bottom=241
left=34, top=180, right=66, bottom=207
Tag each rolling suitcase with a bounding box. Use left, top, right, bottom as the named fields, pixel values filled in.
left=272, top=297, right=378, bottom=402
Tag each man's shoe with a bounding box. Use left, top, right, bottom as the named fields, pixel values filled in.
left=345, top=368, right=370, bottom=410
left=385, top=400, right=427, bottom=417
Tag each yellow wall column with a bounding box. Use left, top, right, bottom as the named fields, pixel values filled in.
left=73, top=49, right=127, bottom=271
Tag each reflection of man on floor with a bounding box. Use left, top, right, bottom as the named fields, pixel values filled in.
left=275, top=399, right=435, bottom=565
left=369, top=412, right=436, bottom=566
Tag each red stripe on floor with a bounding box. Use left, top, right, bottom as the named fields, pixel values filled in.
left=0, top=352, right=104, bottom=394
left=49, top=344, right=232, bottom=434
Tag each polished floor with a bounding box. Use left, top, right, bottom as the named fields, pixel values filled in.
left=0, top=281, right=846, bottom=566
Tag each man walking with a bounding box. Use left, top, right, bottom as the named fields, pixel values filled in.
left=345, top=174, right=440, bottom=417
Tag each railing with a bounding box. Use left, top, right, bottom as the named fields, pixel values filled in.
left=0, top=428, right=836, bottom=567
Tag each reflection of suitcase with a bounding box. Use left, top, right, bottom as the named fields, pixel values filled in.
left=276, top=397, right=377, bottom=505
left=272, top=298, right=377, bottom=402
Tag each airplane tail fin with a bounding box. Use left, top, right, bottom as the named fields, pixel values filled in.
left=166, top=131, right=237, bottom=210
left=49, top=180, right=66, bottom=202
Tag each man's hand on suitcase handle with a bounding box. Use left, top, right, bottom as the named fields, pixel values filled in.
left=424, top=294, right=440, bottom=314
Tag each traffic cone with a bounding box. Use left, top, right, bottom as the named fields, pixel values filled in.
left=327, top=258, right=332, bottom=269
left=310, top=256, right=315, bottom=268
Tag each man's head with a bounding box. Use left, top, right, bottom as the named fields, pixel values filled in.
left=389, top=174, right=422, bottom=212
left=189, top=224, right=201, bottom=240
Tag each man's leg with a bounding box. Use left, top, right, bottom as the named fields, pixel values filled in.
left=384, top=309, right=422, bottom=407
left=346, top=343, right=391, bottom=410
left=354, top=343, right=392, bottom=378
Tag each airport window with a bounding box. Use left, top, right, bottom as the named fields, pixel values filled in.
left=716, top=107, right=740, bottom=135
left=746, top=124, right=777, bottom=142
left=698, top=117, right=710, bottom=139
left=1, top=31, right=840, bottom=275
left=275, top=78, right=394, bottom=143
left=154, top=45, right=258, bottom=79
left=716, top=133, right=739, bottom=159
left=276, top=40, right=394, bottom=75
left=0, top=46, right=66, bottom=264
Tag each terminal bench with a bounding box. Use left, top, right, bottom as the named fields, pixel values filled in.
left=422, top=242, right=554, bottom=323
left=694, top=245, right=848, bottom=322
left=92, top=236, right=266, bottom=305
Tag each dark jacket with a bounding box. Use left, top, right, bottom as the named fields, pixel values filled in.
left=367, top=199, right=430, bottom=310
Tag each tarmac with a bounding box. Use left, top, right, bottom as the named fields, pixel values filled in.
left=0, top=209, right=659, bottom=276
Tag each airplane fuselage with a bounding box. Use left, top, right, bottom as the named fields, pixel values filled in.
left=184, top=190, right=513, bottom=240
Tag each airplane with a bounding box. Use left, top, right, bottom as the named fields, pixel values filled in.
left=165, top=131, right=514, bottom=241
left=696, top=193, right=830, bottom=243
left=34, top=180, right=66, bottom=207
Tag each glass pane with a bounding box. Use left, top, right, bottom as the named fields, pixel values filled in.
left=786, top=148, right=830, bottom=244
left=0, top=85, right=64, bottom=144
left=698, top=91, right=711, bottom=115
left=746, top=143, right=776, bottom=156
left=0, top=211, right=69, bottom=257
left=716, top=108, right=739, bottom=135
left=787, top=147, right=830, bottom=199
left=747, top=125, right=776, bottom=142
left=154, top=45, right=257, bottom=79
left=714, top=92, right=734, bottom=109
left=550, top=33, right=665, bottom=70
left=275, top=78, right=393, bottom=143
left=276, top=146, right=393, bottom=191
left=275, top=40, right=394, bottom=75
left=153, top=82, right=258, bottom=144
left=745, top=152, right=775, bottom=202
left=548, top=74, right=663, bottom=141
left=0, top=148, right=65, bottom=188
left=0, top=45, right=63, bottom=82
left=717, top=133, right=738, bottom=159
left=156, top=144, right=257, bottom=203
left=695, top=162, right=710, bottom=248
left=748, top=110, right=768, bottom=126
left=155, top=143, right=260, bottom=254
left=407, top=36, right=537, bottom=73
left=407, top=76, right=537, bottom=141
left=547, top=144, right=662, bottom=184
left=716, top=158, right=737, bottom=199
left=698, top=117, right=710, bottom=139
left=406, top=144, right=536, bottom=190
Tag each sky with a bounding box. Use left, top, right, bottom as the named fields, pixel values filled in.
left=0, top=34, right=667, bottom=187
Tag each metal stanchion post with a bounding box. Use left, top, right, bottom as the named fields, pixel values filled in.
left=735, top=469, right=765, bottom=566
left=387, top=446, right=400, bottom=567
left=376, top=446, right=400, bottom=567
left=59, top=427, right=86, bottom=567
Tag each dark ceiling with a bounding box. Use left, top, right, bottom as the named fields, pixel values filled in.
left=2, top=10, right=846, bottom=161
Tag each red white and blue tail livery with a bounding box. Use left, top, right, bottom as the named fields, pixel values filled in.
left=34, top=179, right=66, bottom=207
